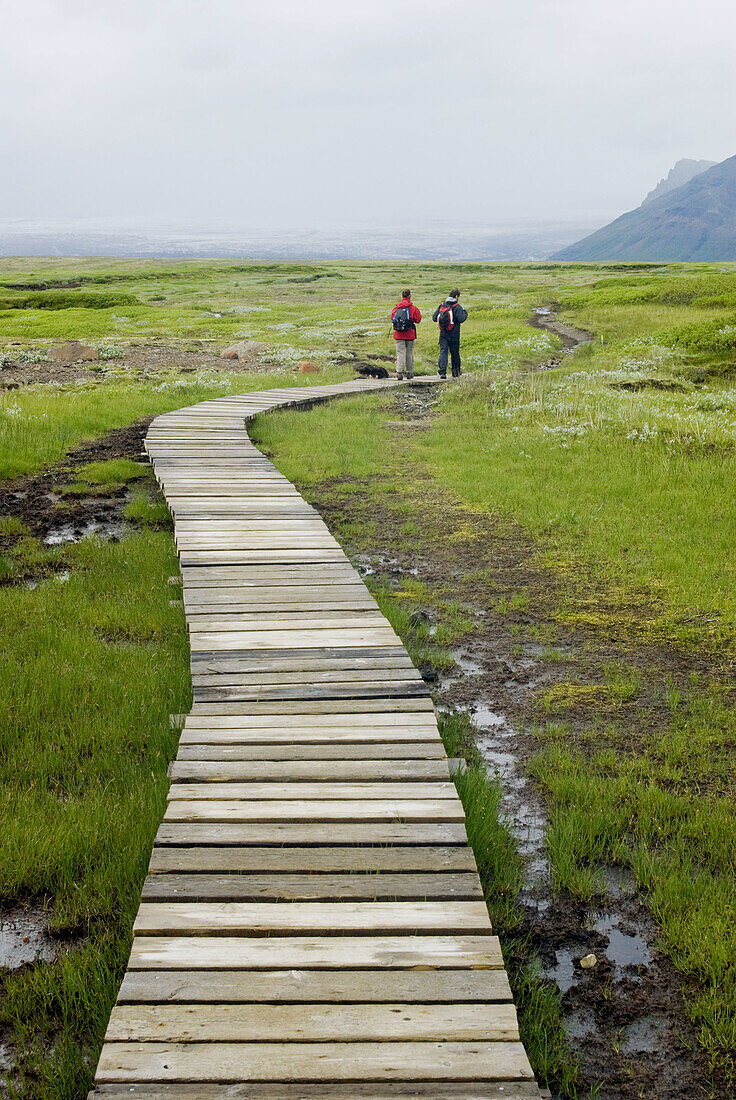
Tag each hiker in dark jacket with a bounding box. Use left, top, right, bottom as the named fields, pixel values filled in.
left=432, top=289, right=468, bottom=378
left=391, top=288, right=422, bottom=379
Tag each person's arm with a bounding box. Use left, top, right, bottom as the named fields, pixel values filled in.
left=432, top=304, right=440, bottom=322
left=455, top=304, right=468, bottom=323
left=411, top=304, right=422, bottom=324
left=391, top=304, right=398, bottom=321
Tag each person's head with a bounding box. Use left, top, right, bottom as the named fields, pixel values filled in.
left=402, top=288, right=412, bottom=300
left=449, top=288, right=461, bottom=300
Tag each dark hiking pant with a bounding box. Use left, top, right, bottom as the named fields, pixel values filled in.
left=438, top=334, right=461, bottom=377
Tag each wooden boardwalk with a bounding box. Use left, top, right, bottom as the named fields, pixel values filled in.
left=90, top=378, right=541, bottom=1099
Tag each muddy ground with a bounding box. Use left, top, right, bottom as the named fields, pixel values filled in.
left=290, top=385, right=718, bottom=1099
left=0, top=420, right=164, bottom=583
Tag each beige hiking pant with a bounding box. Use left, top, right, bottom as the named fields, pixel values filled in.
left=395, top=339, right=415, bottom=378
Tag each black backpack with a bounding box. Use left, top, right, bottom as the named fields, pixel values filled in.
left=393, top=306, right=414, bottom=333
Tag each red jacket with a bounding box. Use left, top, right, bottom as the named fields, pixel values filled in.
left=391, top=298, right=422, bottom=341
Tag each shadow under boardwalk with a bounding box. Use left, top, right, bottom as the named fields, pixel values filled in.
left=89, top=378, right=541, bottom=1100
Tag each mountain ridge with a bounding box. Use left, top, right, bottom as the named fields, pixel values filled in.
left=553, top=155, right=736, bottom=261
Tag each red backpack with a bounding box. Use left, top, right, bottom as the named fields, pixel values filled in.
left=437, top=303, right=455, bottom=332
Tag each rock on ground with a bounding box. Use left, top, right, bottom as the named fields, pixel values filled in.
left=48, top=341, right=98, bottom=364
left=219, top=340, right=267, bottom=361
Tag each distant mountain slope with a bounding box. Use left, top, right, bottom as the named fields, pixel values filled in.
left=642, top=158, right=716, bottom=205
left=553, top=155, right=736, bottom=261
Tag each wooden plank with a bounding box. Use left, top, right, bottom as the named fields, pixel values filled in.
left=183, top=712, right=434, bottom=728
left=184, top=614, right=390, bottom=631
left=105, top=1002, right=519, bottom=1042
left=117, top=967, right=510, bottom=1006
left=128, top=935, right=504, bottom=970
left=188, top=629, right=401, bottom=651
left=140, top=873, right=483, bottom=902
left=188, top=668, right=419, bottom=686
left=175, top=743, right=446, bottom=761
left=191, top=683, right=429, bottom=704
left=95, top=1040, right=534, bottom=1083
left=153, top=823, right=469, bottom=846
left=168, top=761, right=449, bottom=781
left=166, top=782, right=459, bottom=801
left=147, top=846, right=477, bottom=874
left=117, top=968, right=511, bottom=1005
left=133, top=901, right=492, bottom=936
left=181, top=567, right=362, bottom=587
left=186, top=702, right=434, bottom=716
left=163, top=800, right=466, bottom=823
left=177, top=730, right=439, bottom=746
left=91, top=1084, right=541, bottom=1099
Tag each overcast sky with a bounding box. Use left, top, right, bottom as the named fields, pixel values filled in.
left=1, top=0, right=734, bottom=230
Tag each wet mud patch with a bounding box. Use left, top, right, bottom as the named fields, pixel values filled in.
left=0, top=417, right=169, bottom=584
left=0, top=905, right=57, bottom=971
left=299, top=462, right=719, bottom=1097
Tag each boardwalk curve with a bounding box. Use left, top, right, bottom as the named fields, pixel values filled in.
left=90, top=378, right=541, bottom=1099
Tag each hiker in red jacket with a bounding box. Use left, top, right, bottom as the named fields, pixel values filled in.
left=391, top=289, right=422, bottom=380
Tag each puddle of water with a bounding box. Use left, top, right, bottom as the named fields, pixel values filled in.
left=620, top=1012, right=670, bottom=1054
left=453, top=651, right=484, bottom=676
left=0, top=908, right=56, bottom=969
left=544, top=946, right=579, bottom=994
left=592, top=911, right=652, bottom=971
left=471, top=703, right=550, bottom=885
left=44, top=519, right=127, bottom=545
left=355, top=552, right=420, bottom=579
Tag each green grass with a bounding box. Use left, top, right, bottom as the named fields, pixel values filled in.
left=0, top=531, right=190, bottom=1097
left=4, top=256, right=736, bottom=1096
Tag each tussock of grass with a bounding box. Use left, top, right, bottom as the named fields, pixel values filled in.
left=124, top=492, right=172, bottom=528
left=75, top=459, right=147, bottom=486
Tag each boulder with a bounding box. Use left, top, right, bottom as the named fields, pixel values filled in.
left=48, top=341, right=98, bottom=365
left=220, top=340, right=267, bottom=361
left=298, top=361, right=320, bottom=374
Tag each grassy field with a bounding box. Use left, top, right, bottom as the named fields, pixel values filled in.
left=1, top=257, right=736, bottom=1097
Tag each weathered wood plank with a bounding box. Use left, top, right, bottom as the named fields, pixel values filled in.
left=105, top=1002, right=519, bottom=1043
left=175, top=743, right=446, bottom=761
left=147, top=845, right=476, bottom=874
left=91, top=1084, right=541, bottom=1099
left=153, top=823, right=469, bottom=846
left=95, top=1040, right=534, bottom=1083
left=128, top=935, right=504, bottom=970
left=168, top=760, right=449, bottom=781
left=165, top=782, right=459, bottom=801
left=140, top=873, right=483, bottom=902
left=133, top=901, right=492, bottom=936
left=116, top=968, right=511, bottom=1005
left=163, top=800, right=466, bottom=823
